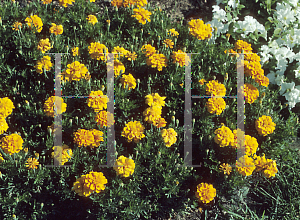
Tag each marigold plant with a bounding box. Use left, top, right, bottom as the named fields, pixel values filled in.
left=171, top=49, right=191, bottom=67
left=195, top=183, right=216, bottom=204
left=25, top=158, right=39, bottom=169
left=35, top=56, right=53, bottom=74
left=146, top=54, right=168, bottom=71
left=43, top=96, right=67, bottom=117
left=73, top=129, right=95, bottom=147
left=59, top=0, right=75, bottom=7
left=120, top=73, right=136, bottom=90
left=63, top=61, right=90, bottom=82
left=87, top=90, right=109, bottom=112
left=113, top=155, right=135, bottom=177
left=121, top=121, right=145, bottom=143
left=95, top=111, right=115, bottom=128
left=214, top=125, right=234, bottom=147
left=205, top=80, right=226, bottom=97
left=161, top=128, right=177, bottom=147
left=51, top=145, right=73, bottom=165
left=86, top=15, right=98, bottom=25
left=236, top=155, right=256, bottom=177
left=132, top=7, right=152, bottom=25
left=188, top=19, right=212, bottom=40
left=12, top=21, right=22, bottom=31
left=0, top=133, right=24, bottom=155
left=205, top=97, right=226, bottom=115
left=49, top=23, right=63, bottom=35
left=88, top=42, right=109, bottom=61
left=25, top=15, right=43, bottom=33
left=37, top=38, right=52, bottom=54
left=255, top=115, right=276, bottom=136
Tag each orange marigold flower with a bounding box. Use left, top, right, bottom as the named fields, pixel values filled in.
left=255, top=115, right=276, bottom=136
left=25, top=158, right=39, bottom=169
left=205, top=80, right=226, bottom=97
left=95, top=111, right=115, bottom=128
left=205, top=97, right=226, bottom=115
left=171, top=49, right=191, bottom=67
left=242, top=83, right=259, bottom=104
left=236, top=155, right=255, bottom=176
left=195, top=183, right=216, bottom=204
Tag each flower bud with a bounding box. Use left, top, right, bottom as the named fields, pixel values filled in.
left=176, top=119, right=179, bottom=127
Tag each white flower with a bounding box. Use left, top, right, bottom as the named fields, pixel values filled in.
left=280, top=82, right=295, bottom=95
left=275, top=3, right=296, bottom=26
left=212, top=5, right=227, bottom=22
left=234, top=16, right=266, bottom=39
left=294, top=65, right=300, bottom=78
left=259, top=45, right=272, bottom=64
left=275, top=59, right=288, bottom=73
left=228, top=0, right=240, bottom=9
left=275, top=74, right=285, bottom=86
left=289, top=0, right=298, bottom=7
left=266, top=71, right=276, bottom=84
left=284, top=87, right=300, bottom=109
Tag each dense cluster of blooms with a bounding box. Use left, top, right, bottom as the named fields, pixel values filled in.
left=35, top=56, right=53, bottom=74
left=195, top=183, right=216, bottom=204
left=25, top=158, right=39, bottom=169
left=188, top=19, right=212, bottom=40
left=214, top=125, right=234, bottom=147
left=88, top=42, right=109, bottom=61
left=51, top=145, right=73, bottom=165
left=132, top=7, right=152, bottom=25
left=0, top=133, right=24, bottom=155
left=121, top=121, right=145, bottom=143
left=62, top=61, right=90, bottom=82
left=87, top=90, right=109, bottom=112
left=236, top=155, right=256, bottom=176
left=95, top=111, right=115, bottom=128
left=37, top=38, right=52, bottom=54
left=113, top=155, right=135, bottom=177
left=161, top=128, right=177, bottom=147
left=72, top=171, right=108, bottom=197
left=43, top=96, right=67, bottom=117
left=25, top=15, right=43, bottom=33
left=255, top=115, right=276, bottom=136
left=120, top=73, right=137, bottom=90
left=73, top=129, right=104, bottom=148
left=253, top=154, right=278, bottom=178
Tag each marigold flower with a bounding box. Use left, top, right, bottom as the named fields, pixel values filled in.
left=255, top=115, right=276, bottom=136
left=86, top=15, right=98, bottom=25
left=132, top=7, right=151, bottom=25
left=12, top=22, right=22, bottom=31
left=242, top=83, right=259, bottom=104
left=143, top=106, right=162, bottom=124
left=0, top=153, right=4, bottom=163
left=94, top=111, right=113, bottom=128
left=35, top=56, right=53, bottom=74
left=120, top=73, right=136, bottom=90
left=122, top=0, right=135, bottom=7
left=188, top=19, right=212, bottom=40
left=145, top=93, right=166, bottom=108
left=254, top=154, right=278, bottom=178
left=73, top=129, right=94, bottom=147
left=163, top=39, right=174, bottom=48
left=51, top=145, right=73, bottom=165
left=59, top=0, right=75, bottom=7
left=168, top=28, right=179, bottom=37
left=236, top=135, right=258, bottom=156
left=255, top=74, right=269, bottom=87
left=141, top=44, right=156, bottom=57
left=111, top=46, right=129, bottom=58
left=235, top=40, right=253, bottom=53
left=236, top=155, right=255, bottom=176
left=43, top=96, right=67, bottom=117
left=161, top=128, right=177, bottom=147
left=114, top=155, right=135, bottom=177
left=244, top=53, right=261, bottom=63
left=87, top=90, right=109, bottom=112
left=37, top=38, right=52, bottom=54
left=195, top=183, right=216, bottom=204
left=64, top=61, right=90, bottom=82
left=0, top=117, right=9, bottom=135
left=0, top=133, right=23, bottom=155
left=219, top=163, right=232, bottom=175
left=205, top=97, right=226, bottom=115
left=121, top=121, right=145, bottom=143
left=111, top=0, right=123, bottom=8
left=224, top=49, right=239, bottom=57
left=88, top=42, right=109, bottom=62
left=49, top=23, right=63, bottom=35
left=42, top=0, right=52, bottom=4
left=214, top=125, right=234, bottom=147
left=107, top=59, right=125, bottom=77
left=146, top=53, right=168, bottom=71
left=25, top=15, right=43, bottom=33
left=0, top=97, right=15, bottom=118
left=205, top=80, right=226, bottom=97
left=71, top=47, right=79, bottom=56
left=199, top=79, right=207, bottom=85
left=125, top=51, right=137, bottom=61
left=153, top=117, right=167, bottom=128
left=171, top=49, right=191, bottom=67
left=89, top=129, right=104, bottom=148
left=229, top=128, right=245, bottom=148
left=72, top=171, right=107, bottom=197
left=25, top=158, right=39, bottom=169
left=243, top=60, right=264, bottom=79
left=134, top=0, right=147, bottom=7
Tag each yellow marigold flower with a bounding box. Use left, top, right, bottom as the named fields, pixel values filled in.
left=86, top=15, right=98, bottom=25
left=263, top=159, right=278, bottom=178
left=51, top=145, right=73, bottom=165
left=199, top=79, right=207, bottom=85
left=49, top=23, right=63, bottom=35
left=121, top=121, right=145, bottom=143
left=195, top=183, right=216, bottom=204
left=0, top=153, right=4, bottom=163
left=161, top=128, right=177, bottom=147
left=71, top=47, right=79, bottom=56
left=89, top=129, right=104, bottom=148
left=64, top=61, right=90, bottom=81
left=0, top=97, right=15, bottom=118
left=219, top=163, right=232, bottom=175
left=153, top=117, right=167, bottom=128
left=87, top=90, right=109, bottom=112
left=236, top=135, right=258, bottom=156
left=125, top=51, right=137, bottom=61
left=43, top=96, right=67, bottom=117
left=72, top=171, right=107, bottom=197
left=143, top=106, right=162, bottom=124
left=255, top=115, right=276, bottom=136
left=88, top=42, right=109, bottom=62
left=141, top=44, right=156, bottom=57
left=171, top=49, right=191, bottom=67
left=146, top=53, right=168, bottom=71
left=168, top=28, right=179, bottom=37
left=244, top=60, right=264, bottom=79
left=179, top=83, right=184, bottom=87
left=111, top=0, right=123, bottom=8
left=236, top=155, right=255, bottom=176
left=90, top=0, right=95, bottom=2
left=214, top=125, right=234, bottom=147
left=205, top=97, right=226, bottom=115
left=120, top=73, right=136, bottom=90
left=253, top=154, right=268, bottom=172
left=25, top=15, right=43, bottom=33
left=24, top=147, right=28, bottom=153
left=25, top=157, right=39, bottom=169
left=112, top=46, right=129, bottom=58
left=95, top=111, right=114, bottom=128
left=0, top=118, right=9, bottom=135
left=242, top=83, right=259, bottom=104
left=224, top=49, right=239, bottom=58
left=235, top=40, right=253, bottom=53
left=229, top=128, right=245, bottom=148
left=134, top=0, right=147, bottom=8
left=255, top=74, right=269, bottom=87
left=123, top=0, right=135, bottom=7
left=113, top=155, right=135, bottom=177
left=145, top=93, right=166, bottom=108
left=205, top=80, right=226, bottom=97
left=107, top=59, right=125, bottom=77
left=12, top=22, right=22, bottom=31
left=42, top=0, right=52, bottom=4
left=73, top=129, right=94, bottom=147
left=163, top=39, right=174, bottom=48
left=188, top=19, right=212, bottom=40
left=132, top=7, right=152, bottom=25
left=0, top=133, right=24, bottom=155
left=37, top=38, right=52, bottom=54
left=244, top=53, right=261, bottom=62
left=35, top=55, right=53, bottom=74
left=59, top=0, right=75, bottom=7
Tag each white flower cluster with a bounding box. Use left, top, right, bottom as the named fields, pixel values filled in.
left=234, top=16, right=267, bottom=40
